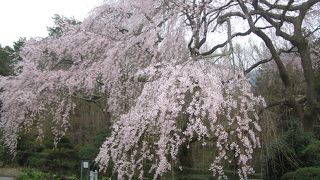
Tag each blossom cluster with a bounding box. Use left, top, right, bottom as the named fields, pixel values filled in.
left=96, top=61, right=265, bottom=179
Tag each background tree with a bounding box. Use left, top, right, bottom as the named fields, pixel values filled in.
left=0, top=38, right=25, bottom=76
left=0, top=45, right=13, bottom=76
left=47, top=14, right=81, bottom=38
left=203, top=0, right=320, bottom=132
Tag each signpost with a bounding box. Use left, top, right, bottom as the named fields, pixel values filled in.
left=80, top=160, right=98, bottom=180
left=80, top=160, right=90, bottom=180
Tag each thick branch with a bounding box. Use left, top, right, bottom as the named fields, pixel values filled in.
left=200, top=30, right=251, bottom=56
left=259, top=96, right=306, bottom=115
left=238, top=0, right=292, bottom=88
left=253, top=9, right=293, bottom=41
left=244, top=57, right=272, bottom=74
left=259, top=0, right=319, bottom=11
left=249, top=10, right=295, bottom=23
left=244, top=46, right=297, bottom=74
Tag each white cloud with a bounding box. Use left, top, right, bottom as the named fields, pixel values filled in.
left=0, top=0, right=102, bottom=46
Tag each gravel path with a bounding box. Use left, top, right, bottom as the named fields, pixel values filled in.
left=0, top=177, right=16, bottom=180
left=0, top=168, right=21, bottom=180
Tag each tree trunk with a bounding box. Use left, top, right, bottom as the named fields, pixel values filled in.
left=297, top=43, right=317, bottom=105
left=296, top=42, right=319, bottom=132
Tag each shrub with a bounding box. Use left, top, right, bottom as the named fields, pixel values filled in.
left=19, top=168, right=50, bottom=180
left=19, top=168, right=80, bottom=180
left=280, top=171, right=296, bottom=180
left=15, top=134, right=79, bottom=175
left=301, top=140, right=320, bottom=167
left=281, top=167, right=320, bottom=180
left=78, top=144, right=96, bottom=160
left=282, top=121, right=313, bottom=156
left=39, top=148, right=79, bottom=174
left=263, top=120, right=314, bottom=179
left=0, top=129, right=11, bottom=165
left=78, top=128, right=110, bottom=160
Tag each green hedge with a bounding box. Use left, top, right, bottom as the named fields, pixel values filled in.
left=19, top=168, right=50, bottom=180
left=19, top=168, right=79, bottom=180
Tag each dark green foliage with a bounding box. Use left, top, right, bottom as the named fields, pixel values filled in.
left=19, top=168, right=51, bottom=180
left=13, top=126, right=110, bottom=178
left=30, top=148, right=78, bottom=174
left=15, top=134, right=46, bottom=166
left=19, top=168, right=78, bottom=180
left=263, top=120, right=314, bottom=180
left=15, top=135, right=79, bottom=175
left=48, top=14, right=81, bottom=38
left=78, top=144, right=96, bottom=160
left=0, top=130, right=11, bottom=165
left=0, top=38, right=25, bottom=76
left=301, top=140, right=320, bottom=167
left=0, top=45, right=13, bottom=76
left=78, top=128, right=110, bottom=160
left=280, top=171, right=296, bottom=180
left=282, top=121, right=314, bottom=157
left=264, top=140, right=298, bottom=180
left=0, top=130, right=5, bottom=155
left=281, top=167, right=320, bottom=180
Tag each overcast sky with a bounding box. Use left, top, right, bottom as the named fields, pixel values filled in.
left=0, top=0, right=103, bottom=47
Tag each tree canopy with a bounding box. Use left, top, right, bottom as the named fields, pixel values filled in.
left=0, top=0, right=319, bottom=179
left=0, top=38, right=24, bottom=76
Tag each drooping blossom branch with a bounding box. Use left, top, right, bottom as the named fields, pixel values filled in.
left=96, top=61, right=265, bottom=179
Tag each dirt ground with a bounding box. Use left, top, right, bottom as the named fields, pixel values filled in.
left=0, top=168, right=21, bottom=179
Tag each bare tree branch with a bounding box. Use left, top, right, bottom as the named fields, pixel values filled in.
left=244, top=57, right=273, bottom=75
left=259, top=0, right=319, bottom=11
left=244, top=46, right=297, bottom=74
left=201, top=30, right=251, bottom=56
